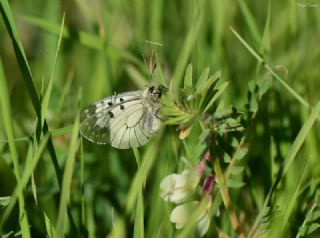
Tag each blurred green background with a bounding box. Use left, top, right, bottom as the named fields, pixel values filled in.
left=1, top=0, right=320, bottom=237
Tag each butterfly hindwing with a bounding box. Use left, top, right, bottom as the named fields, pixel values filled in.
left=109, top=101, right=144, bottom=148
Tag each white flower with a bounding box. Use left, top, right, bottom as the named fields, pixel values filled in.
left=169, top=197, right=211, bottom=236
left=160, top=170, right=200, bottom=204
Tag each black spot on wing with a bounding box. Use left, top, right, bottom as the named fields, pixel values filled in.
left=108, top=111, right=114, bottom=118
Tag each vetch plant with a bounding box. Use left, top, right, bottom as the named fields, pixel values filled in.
left=160, top=65, right=270, bottom=237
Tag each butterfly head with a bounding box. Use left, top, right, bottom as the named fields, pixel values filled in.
left=147, top=85, right=166, bottom=101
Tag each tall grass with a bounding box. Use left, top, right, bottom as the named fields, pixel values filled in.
left=1, top=0, right=320, bottom=237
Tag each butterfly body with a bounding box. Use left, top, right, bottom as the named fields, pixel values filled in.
left=80, top=86, right=163, bottom=149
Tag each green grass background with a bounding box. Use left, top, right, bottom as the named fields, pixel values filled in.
left=0, top=0, right=320, bottom=237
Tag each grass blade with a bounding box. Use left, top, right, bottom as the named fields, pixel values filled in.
left=237, top=0, right=262, bottom=45
left=229, top=26, right=309, bottom=109
left=0, top=59, right=30, bottom=238
left=248, top=101, right=320, bottom=238
left=282, top=101, right=320, bottom=175
left=126, top=139, right=161, bottom=213
left=0, top=0, right=62, bottom=187
left=172, top=0, right=205, bottom=94
left=133, top=191, right=144, bottom=238
left=41, top=13, right=65, bottom=127
left=0, top=134, right=50, bottom=228
left=56, top=108, right=80, bottom=237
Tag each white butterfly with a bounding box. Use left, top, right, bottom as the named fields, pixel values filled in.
left=80, top=85, right=163, bottom=149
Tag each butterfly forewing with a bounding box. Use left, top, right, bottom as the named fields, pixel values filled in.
left=80, top=87, right=162, bottom=149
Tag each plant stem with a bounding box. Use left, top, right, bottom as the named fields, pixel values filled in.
left=211, top=151, right=246, bottom=238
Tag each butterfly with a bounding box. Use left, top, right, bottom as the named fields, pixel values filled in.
left=80, top=85, right=163, bottom=149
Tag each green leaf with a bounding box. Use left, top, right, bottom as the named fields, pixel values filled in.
left=231, top=137, right=239, bottom=147
left=195, top=67, right=210, bottom=94
left=226, top=178, right=245, bottom=188
left=248, top=80, right=257, bottom=93
left=204, top=78, right=228, bottom=113
left=307, top=210, right=320, bottom=222
left=298, top=223, right=320, bottom=236
left=196, top=70, right=221, bottom=111
left=234, top=148, right=248, bottom=160
left=258, top=78, right=271, bottom=96
left=249, top=93, right=259, bottom=112
left=184, top=64, right=193, bottom=88
left=261, top=206, right=271, bottom=217
left=223, top=153, right=231, bottom=163
left=229, top=166, right=245, bottom=176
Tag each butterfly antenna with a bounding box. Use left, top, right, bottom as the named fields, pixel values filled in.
left=142, top=53, right=148, bottom=68
left=149, top=63, right=157, bottom=85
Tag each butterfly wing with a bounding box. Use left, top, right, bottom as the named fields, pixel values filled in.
left=80, top=91, right=142, bottom=145
left=80, top=90, right=161, bottom=149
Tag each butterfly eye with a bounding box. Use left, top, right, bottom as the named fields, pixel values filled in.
left=152, top=86, right=163, bottom=98
left=148, top=86, right=155, bottom=93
